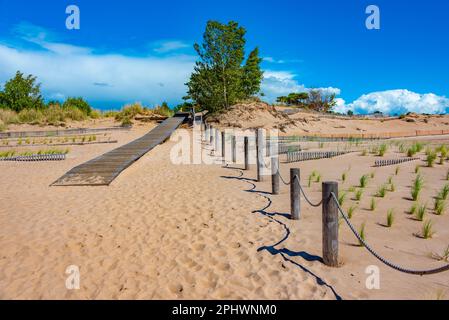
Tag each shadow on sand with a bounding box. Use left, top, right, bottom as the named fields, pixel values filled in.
left=221, top=166, right=342, bottom=300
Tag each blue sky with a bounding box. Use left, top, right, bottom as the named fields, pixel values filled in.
left=0, top=0, right=448, bottom=114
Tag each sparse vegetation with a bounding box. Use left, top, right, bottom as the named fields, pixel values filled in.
left=338, top=192, right=347, bottom=206
left=438, top=184, right=449, bottom=201
left=411, top=174, right=424, bottom=201
left=421, top=220, right=435, bottom=239
left=386, top=209, right=395, bottom=227
left=395, top=166, right=400, bottom=175
left=348, top=206, right=356, bottom=219
left=370, top=198, right=377, bottom=211
left=358, top=223, right=366, bottom=247
left=378, top=143, right=388, bottom=157
left=360, top=175, right=369, bottom=188
left=376, top=185, right=388, bottom=198
left=355, top=189, right=363, bottom=201
left=415, top=203, right=427, bottom=221
left=409, top=202, right=418, bottom=215
left=434, top=198, right=446, bottom=216
left=431, top=245, right=449, bottom=262
left=426, top=150, right=437, bottom=167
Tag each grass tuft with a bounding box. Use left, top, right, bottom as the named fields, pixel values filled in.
left=421, top=220, right=435, bottom=239
left=411, top=174, right=424, bottom=201
left=386, top=209, right=395, bottom=227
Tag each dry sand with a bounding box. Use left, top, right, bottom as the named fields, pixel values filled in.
left=1, top=120, right=449, bottom=300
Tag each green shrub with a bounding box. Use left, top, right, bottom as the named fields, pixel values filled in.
left=63, top=97, right=92, bottom=116
left=355, top=189, right=363, bottom=201
left=121, top=116, right=133, bottom=127
left=115, top=103, right=144, bottom=121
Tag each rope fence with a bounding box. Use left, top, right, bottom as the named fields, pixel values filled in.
left=202, top=124, right=449, bottom=275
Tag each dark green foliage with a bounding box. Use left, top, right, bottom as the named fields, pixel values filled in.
left=186, top=20, right=263, bottom=113
left=63, top=97, right=92, bottom=116
left=0, top=71, right=44, bottom=111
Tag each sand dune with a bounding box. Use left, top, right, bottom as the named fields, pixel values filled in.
left=1, top=123, right=449, bottom=300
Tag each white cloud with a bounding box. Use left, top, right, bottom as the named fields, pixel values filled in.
left=0, top=41, right=195, bottom=107
left=152, top=40, right=190, bottom=53
left=263, top=57, right=303, bottom=64
left=334, top=90, right=449, bottom=115
left=261, top=70, right=340, bottom=102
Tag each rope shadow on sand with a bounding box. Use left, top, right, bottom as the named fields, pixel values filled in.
left=221, top=166, right=342, bottom=300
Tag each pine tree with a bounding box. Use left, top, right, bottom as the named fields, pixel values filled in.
left=242, top=47, right=263, bottom=96
left=186, top=21, right=263, bottom=113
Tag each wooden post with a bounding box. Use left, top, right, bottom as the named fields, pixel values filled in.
left=322, top=181, right=339, bottom=267
left=232, top=135, right=237, bottom=163
left=244, top=137, right=249, bottom=170
left=210, top=126, right=214, bottom=145
left=215, top=128, right=219, bottom=154
left=256, top=129, right=265, bottom=182
left=221, top=131, right=226, bottom=163
left=206, top=124, right=210, bottom=142
left=290, top=168, right=300, bottom=220
left=271, top=157, right=280, bottom=195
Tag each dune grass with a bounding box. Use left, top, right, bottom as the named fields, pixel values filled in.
left=342, top=172, right=347, bottom=183
left=370, top=198, right=377, bottom=211
left=358, top=223, right=366, bottom=247
left=415, top=203, right=427, bottom=221
left=395, top=166, right=400, bottom=175
left=355, top=189, right=363, bottom=201
left=376, top=185, right=388, bottom=198
left=386, top=209, right=395, bottom=227
left=347, top=206, right=357, bottom=219
left=421, top=220, right=435, bottom=239
left=409, top=202, right=418, bottom=215
left=431, top=245, right=449, bottom=262
left=411, top=174, right=424, bottom=201
left=426, top=150, right=437, bottom=167
left=378, top=143, right=388, bottom=157
left=434, top=198, right=446, bottom=216
left=338, top=192, right=347, bottom=206
left=360, top=175, right=369, bottom=188
left=437, top=184, right=449, bottom=201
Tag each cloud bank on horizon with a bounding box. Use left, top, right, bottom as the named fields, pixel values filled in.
left=1, top=22, right=448, bottom=114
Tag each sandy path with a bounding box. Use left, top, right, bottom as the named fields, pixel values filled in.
left=0, top=127, right=334, bottom=299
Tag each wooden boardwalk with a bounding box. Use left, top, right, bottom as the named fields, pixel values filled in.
left=52, top=114, right=188, bottom=186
